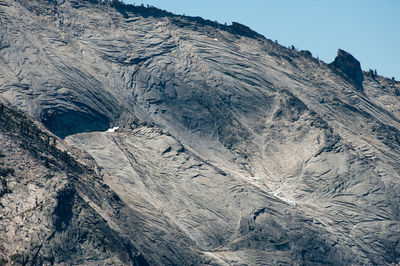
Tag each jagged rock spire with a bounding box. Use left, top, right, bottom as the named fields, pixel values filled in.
left=329, top=49, right=364, bottom=91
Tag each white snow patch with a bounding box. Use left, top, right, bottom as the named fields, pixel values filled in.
left=106, top=126, right=119, bottom=133
left=272, top=191, right=296, bottom=206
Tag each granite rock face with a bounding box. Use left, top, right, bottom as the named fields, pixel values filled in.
left=1, top=0, right=400, bottom=265
left=0, top=102, right=149, bottom=265
left=329, top=49, right=364, bottom=91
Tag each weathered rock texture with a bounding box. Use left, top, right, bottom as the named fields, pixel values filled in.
left=0, top=102, right=149, bottom=265
left=329, top=49, right=364, bottom=91
left=1, top=0, right=400, bottom=265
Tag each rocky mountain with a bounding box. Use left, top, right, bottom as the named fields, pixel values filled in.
left=1, top=0, right=400, bottom=265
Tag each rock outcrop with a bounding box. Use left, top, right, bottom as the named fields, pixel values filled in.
left=329, top=49, right=364, bottom=91
left=1, top=0, right=400, bottom=265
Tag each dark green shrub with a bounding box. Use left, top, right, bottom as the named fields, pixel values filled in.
left=0, top=167, right=14, bottom=177
left=0, top=258, right=8, bottom=266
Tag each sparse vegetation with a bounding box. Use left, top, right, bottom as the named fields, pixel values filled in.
left=0, top=166, right=14, bottom=197
left=101, top=0, right=124, bottom=6
left=0, top=103, right=84, bottom=174
left=0, top=167, right=14, bottom=177
left=368, top=69, right=378, bottom=78
left=100, top=0, right=263, bottom=39
left=300, top=50, right=312, bottom=57
left=0, top=178, right=9, bottom=198
left=9, top=254, right=24, bottom=264
left=0, top=258, right=8, bottom=266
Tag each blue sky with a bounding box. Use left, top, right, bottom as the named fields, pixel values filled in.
left=125, top=0, right=400, bottom=80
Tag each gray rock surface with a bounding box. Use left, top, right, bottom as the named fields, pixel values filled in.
left=329, top=49, right=364, bottom=91
left=1, top=0, right=400, bottom=265
left=0, top=102, right=149, bottom=265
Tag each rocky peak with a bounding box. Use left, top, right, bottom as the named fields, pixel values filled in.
left=329, top=49, right=364, bottom=91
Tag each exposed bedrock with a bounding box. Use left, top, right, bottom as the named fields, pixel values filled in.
left=1, top=0, right=400, bottom=265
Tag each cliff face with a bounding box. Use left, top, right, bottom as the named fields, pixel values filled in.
left=0, top=102, right=150, bottom=265
left=1, top=0, right=400, bottom=265
left=329, top=49, right=364, bottom=91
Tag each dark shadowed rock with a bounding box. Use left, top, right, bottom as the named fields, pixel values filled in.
left=329, top=49, right=364, bottom=91
left=299, top=49, right=312, bottom=57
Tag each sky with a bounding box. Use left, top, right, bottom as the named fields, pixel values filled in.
left=124, top=0, right=400, bottom=80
